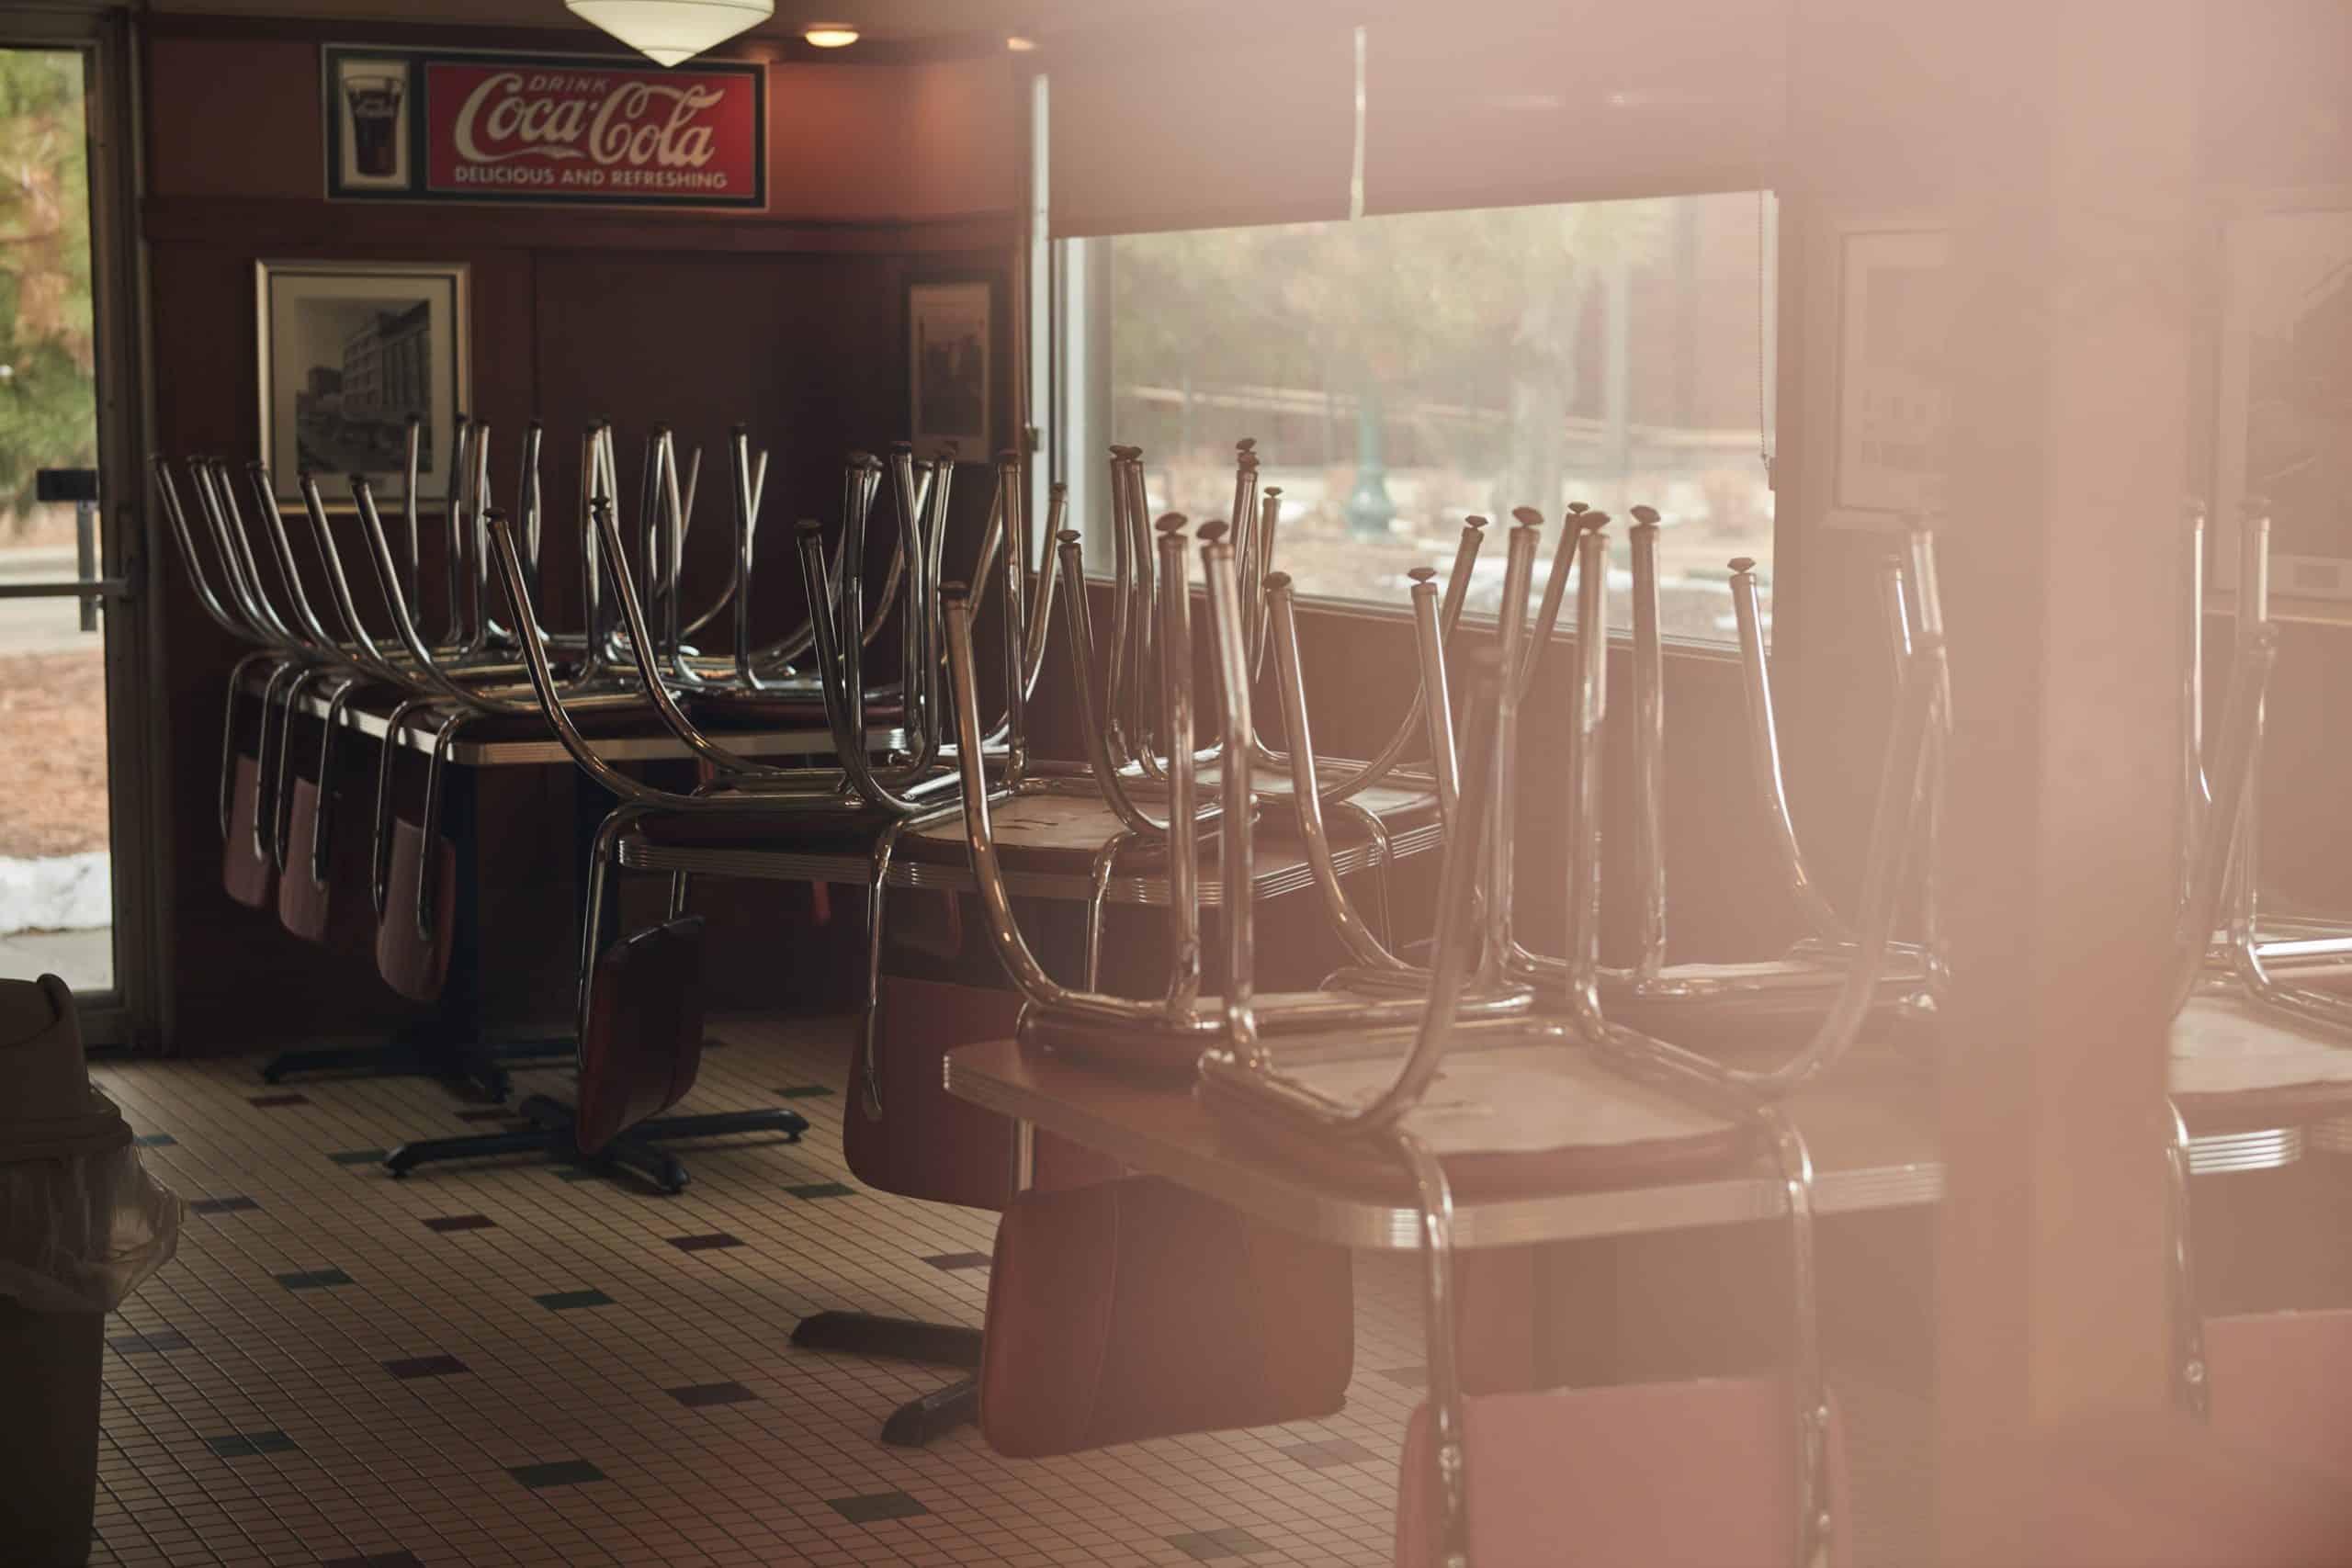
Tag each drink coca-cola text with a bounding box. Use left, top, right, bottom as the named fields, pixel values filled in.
left=408, top=54, right=763, bottom=207
left=450, top=73, right=723, bottom=170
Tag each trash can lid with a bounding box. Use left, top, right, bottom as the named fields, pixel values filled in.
left=0, top=976, right=130, bottom=1163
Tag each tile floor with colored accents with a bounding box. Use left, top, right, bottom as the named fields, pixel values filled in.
left=82, top=1016, right=1928, bottom=1567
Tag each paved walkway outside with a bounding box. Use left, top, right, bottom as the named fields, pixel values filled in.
left=0, top=922, right=112, bottom=989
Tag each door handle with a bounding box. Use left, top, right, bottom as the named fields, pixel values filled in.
left=76, top=499, right=98, bottom=631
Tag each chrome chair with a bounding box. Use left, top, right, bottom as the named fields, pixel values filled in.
left=380, top=426, right=1036, bottom=1187
left=944, top=511, right=1527, bottom=1079
left=2192, top=504, right=2352, bottom=1032
left=357, top=512, right=813, bottom=1189
left=1612, top=513, right=1944, bottom=1035
left=152, top=420, right=644, bottom=1096
left=1479, top=510, right=1947, bottom=1070
left=373, top=505, right=835, bottom=1191
left=2153, top=538, right=2352, bottom=1460
left=1186, top=526, right=1863, bottom=1568
left=1252, top=510, right=1548, bottom=1002
left=1072, top=440, right=1453, bottom=814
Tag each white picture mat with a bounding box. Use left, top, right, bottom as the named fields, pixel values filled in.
left=255, top=261, right=469, bottom=507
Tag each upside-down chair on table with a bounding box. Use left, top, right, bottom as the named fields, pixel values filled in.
left=1178, top=512, right=1950, bottom=1564
left=153, top=417, right=646, bottom=1098
left=2153, top=509, right=2352, bottom=1476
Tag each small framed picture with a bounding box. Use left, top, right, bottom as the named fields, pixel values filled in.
left=909, top=279, right=991, bottom=461
left=1830, top=229, right=1952, bottom=525
left=254, top=260, right=469, bottom=509
left=2214, top=202, right=2352, bottom=605
left=324, top=53, right=415, bottom=195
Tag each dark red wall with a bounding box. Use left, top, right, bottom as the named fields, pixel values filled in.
left=142, top=18, right=1022, bottom=1048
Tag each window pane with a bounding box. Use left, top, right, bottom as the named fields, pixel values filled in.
left=0, top=49, right=111, bottom=993
left=1097, top=191, right=1776, bottom=641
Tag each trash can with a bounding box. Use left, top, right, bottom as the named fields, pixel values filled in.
left=0, top=975, right=182, bottom=1568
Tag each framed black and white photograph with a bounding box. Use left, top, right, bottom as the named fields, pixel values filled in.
left=909, top=279, right=990, bottom=461
left=2215, top=203, right=2352, bottom=605
left=1830, top=229, right=1951, bottom=525
left=255, top=260, right=469, bottom=508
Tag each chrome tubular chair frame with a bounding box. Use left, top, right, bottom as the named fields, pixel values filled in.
left=1256, top=513, right=1486, bottom=807
left=1526, top=514, right=1948, bottom=1037
left=2211, top=508, right=2352, bottom=1032
left=368, top=513, right=821, bottom=1191
left=947, top=530, right=1493, bottom=1051
left=1197, top=645, right=1832, bottom=1568
left=1560, top=525, right=1946, bottom=1100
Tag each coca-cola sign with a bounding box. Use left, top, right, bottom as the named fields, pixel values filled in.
left=323, top=47, right=765, bottom=208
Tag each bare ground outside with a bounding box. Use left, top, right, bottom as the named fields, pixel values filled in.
left=0, top=645, right=108, bottom=858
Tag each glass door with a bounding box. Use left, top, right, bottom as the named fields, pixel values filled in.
left=0, top=13, right=153, bottom=1047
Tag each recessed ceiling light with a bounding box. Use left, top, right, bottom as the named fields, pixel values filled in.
left=1005, top=35, right=1036, bottom=51
left=804, top=23, right=858, bottom=47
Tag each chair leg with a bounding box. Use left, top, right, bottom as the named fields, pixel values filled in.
left=790, top=1313, right=985, bottom=1368
left=636, top=1108, right=809, bottom=1143
left=262, top=1030, right=575, bottom=1100
left=880, top=1375, right=981, bottom=1448
left=383, top=1122, right=561, bottom=1177
left=790, top=1314, right=986, bottom=1450
left=378, top=1091, right=806, bottom=1191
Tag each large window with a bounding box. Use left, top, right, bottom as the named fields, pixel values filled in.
left=1057, top=191, right=1778, bottom=641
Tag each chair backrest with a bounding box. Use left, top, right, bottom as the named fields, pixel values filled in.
left=978, top=1172, right=1353, bottom=1458
left=1393, top=1375, right=1851, bottom=1568
left=574, top=914, right=707, bottom=1155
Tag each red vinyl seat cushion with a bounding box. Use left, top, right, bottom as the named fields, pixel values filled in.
left=2203, top=1308, right=2352, bottom=1474
left=1395, top=1378, right=1851, bottom=1568
left=574, top=916, right=707, bottom=1156
left=979, top=1174, right=1353, bottom=1458
left=374, top=818, right=458, bottom=1004
left=844, top=976, right=1116, bottom=1209
left=275, top=778, right=373, bottom=950
left=222, top=752, right=274, bottom=910
left=1949, top=1411, right=2352, bottom=1566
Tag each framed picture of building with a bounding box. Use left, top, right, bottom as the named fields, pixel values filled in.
left=2214, top=202, right=2352, bottom=606
left=255, top=260, right=469, bottom=508
left=909, top=278, right=991, bottom=461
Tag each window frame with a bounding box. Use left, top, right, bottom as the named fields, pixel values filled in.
left=1039, top=200, right=1785, bottom=660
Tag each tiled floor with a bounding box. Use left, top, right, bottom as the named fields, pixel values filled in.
left=83, top=1017, right=1424, bottom=1568
left=84, top=1017, right=1928, bottom=1567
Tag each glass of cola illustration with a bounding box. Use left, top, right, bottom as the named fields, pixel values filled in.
left=345, top=73, right=404, bottom=178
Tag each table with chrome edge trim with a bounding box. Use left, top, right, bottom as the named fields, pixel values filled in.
left=944, top=1043, right=2329, bottom=1249
left=253, top=672, right=906, bottom=766
left=621, top=780, right=1444, bottom=903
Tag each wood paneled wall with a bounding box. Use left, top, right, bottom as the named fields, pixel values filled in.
left=141, top=17, right=1021, bottom=1047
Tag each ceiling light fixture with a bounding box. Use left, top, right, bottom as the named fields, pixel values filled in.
left=565, top=0, right=774, bottom=68
left=1005, top=35, right=1037, bottom=51
left=804, top=23, right=861, bottom=47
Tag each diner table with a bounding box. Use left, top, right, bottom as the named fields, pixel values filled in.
left=942, top=1036, right=2336, bottom=1254
left=619, top=774, right=1442, bottom=905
